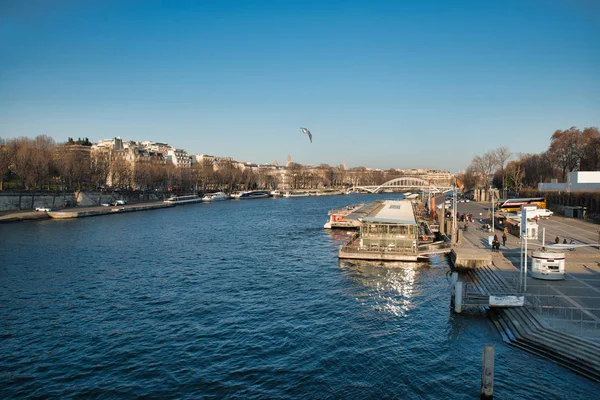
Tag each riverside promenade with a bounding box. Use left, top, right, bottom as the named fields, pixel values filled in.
left=0, top=201, right=173, bottom=223
left=456, top=201, right=600, bottom=381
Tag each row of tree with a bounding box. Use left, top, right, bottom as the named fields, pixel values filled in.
left=0, top=135, right=407, bottom=192
left=461, top=126, right=600, bottom=193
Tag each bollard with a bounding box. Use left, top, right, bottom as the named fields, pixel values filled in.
left=454, top=281, right=463, bottom=313
left=481, top=345, right=495, bottom=399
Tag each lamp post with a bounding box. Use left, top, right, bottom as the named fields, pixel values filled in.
left=491, top=186, right=495, bottom=233
left=452, top=176, right=457, bottom=245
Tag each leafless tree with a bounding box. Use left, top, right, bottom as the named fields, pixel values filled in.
left=493, top=147, right=511, bottom=190
left=470, top=151, right=498, bottom=188
left=580, top=127, right=600, bottom=171
left=505, top=160, right=525, bottom=193
left=548, top=127, right=583, bottom=180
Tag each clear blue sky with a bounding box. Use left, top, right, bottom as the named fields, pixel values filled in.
left=1, top=0, right=599, bottom=172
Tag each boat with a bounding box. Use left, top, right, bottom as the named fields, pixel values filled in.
left=316, top=189, right=344, bottom=196
left=270, top=190, right=283, bottom=197
left=283, top=191, right=310, bottom=198
left=324, top=203, right=365, bottom=229
left=163, top=194, right=203, bottom=204
left=202, top=192, right=228, bottom=202
left=237, top=190, right=270, bottom=199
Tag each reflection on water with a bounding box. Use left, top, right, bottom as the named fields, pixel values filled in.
left=341, top=260, right=426, bottom=317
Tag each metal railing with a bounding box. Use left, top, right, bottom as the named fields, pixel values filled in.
left=529, top=294, right=600, bottom=338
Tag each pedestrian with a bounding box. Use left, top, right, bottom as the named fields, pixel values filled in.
left=502, top=233, right=507, bottom=246
left=494, top=234, right=498, bottom=243
left=555, top=236, right=560, bottom=244
left=563, top=238, right=568, bottom=245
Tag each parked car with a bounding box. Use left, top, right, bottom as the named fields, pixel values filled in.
left=35, top=207, right=51, bottom=212
left=113, top=200, right=127, bottom=206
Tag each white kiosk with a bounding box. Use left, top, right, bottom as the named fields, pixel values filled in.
left=531, top=250, right=566, bottom=280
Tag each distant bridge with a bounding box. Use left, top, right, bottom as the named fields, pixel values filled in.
left=349, top=177, right=453, bottom=194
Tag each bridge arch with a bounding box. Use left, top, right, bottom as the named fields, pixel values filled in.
left=349, top=176, right=453, bottom=194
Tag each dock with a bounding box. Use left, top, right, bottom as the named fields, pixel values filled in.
left=452, top=200, right=600, bottom=382
left=338, top=199, right=449, bottom=261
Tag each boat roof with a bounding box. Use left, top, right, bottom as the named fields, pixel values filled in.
left=362, top=200, right=416, bottom=225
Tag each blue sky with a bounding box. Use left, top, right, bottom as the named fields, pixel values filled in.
left=1, top=0, right=599, bottom=172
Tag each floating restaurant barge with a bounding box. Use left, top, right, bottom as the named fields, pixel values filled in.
left=338, top=200, right=448, bottom=262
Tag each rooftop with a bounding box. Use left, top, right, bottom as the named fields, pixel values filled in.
left=362, top=200, right=416, bottom=225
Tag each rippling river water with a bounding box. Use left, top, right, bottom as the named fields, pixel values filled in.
left=1, top=194, right=598, bottom=399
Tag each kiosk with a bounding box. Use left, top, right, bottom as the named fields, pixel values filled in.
left=531, top=250, right=565, bottom=280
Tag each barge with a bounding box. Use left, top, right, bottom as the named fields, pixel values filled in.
left=338, top=200, right=449, bottom=261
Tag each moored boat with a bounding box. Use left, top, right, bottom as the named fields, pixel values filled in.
left=324, top=203, right=365, bottom=229
left=283, top=191, right=310, bottom=198
left=164, top=194, right=203, bottom=204
left=202, top=192, right=228, bottom=202
left=238, top=190, right=270, bottom=199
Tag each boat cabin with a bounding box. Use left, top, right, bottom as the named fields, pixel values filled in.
left=358, top=200, right=418, bottom=253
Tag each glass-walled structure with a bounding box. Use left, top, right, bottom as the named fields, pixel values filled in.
left=357, top=200, right=419, bottom=253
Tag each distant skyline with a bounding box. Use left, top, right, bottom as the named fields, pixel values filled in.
left=1, top=0, right=599, bottom=172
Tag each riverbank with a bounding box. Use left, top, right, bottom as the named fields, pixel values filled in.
left=0, top=201, right=173, bottom=223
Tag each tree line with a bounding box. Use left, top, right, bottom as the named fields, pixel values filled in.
left=460, top=126, right=600, bottom=193
left=0, top=135, right=412, bottom=193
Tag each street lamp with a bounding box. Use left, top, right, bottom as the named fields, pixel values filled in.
left=491, top=186, right=494, bottom=233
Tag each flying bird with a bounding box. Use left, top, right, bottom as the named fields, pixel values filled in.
left=300, top=127, right=312, bottom=143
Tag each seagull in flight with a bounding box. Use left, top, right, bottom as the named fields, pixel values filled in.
left=300, top=127, right=312, bottom=143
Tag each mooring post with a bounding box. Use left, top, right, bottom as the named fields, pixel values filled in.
left=481, top=344, right=495, bottom=399
left=450, top=272, right=458, bottom=306
left=454, top=280, right=463, bottom=313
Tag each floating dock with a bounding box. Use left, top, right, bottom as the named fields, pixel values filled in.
left=338, top=200, right=449, bottom=261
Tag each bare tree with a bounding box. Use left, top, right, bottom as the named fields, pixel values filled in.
left=521, top=152, right=556, bottom=188
left=494, top=147, right=511, bottom=192
left=505, top=160, right=525, bottom=193
left=580, top=127, right=600, bottom=171
left=0, top=138, right=14, bottom=190
left=548, top=127, right=583, bottom=180
left=470, top=151, right=498, bottom=188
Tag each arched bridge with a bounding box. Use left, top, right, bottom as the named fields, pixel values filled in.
left=349, top=177, right=453, bottom=194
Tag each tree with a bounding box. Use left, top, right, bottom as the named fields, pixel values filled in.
left=548, top=127, right=583, bottom=180
left=11, top=135, right=55, bottom=190
left=505, top=160, right=525, bottom=193
left=580, top=127, right=600, bottom=171
left=494, top=147, right=511, bottom=191
left=470, top=151, right=498, bottom=188
left=520, top=152, right=556, bottom=188
left=0, top=138, right=14, bottom=190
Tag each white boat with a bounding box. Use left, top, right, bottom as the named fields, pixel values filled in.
left=324, top=203, right=365, bottom=229
left=283, top=191, right=310, bottom=198
left=316, top=189, right=343, bottom=196
left=238, top=190, right=270, bottom=199
left=270, top=190, right=283, bottom=197
left=164, top=194, right=203, bottom=204
left=202, top=192, right=228, bottom=202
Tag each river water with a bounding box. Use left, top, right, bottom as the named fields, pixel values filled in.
left=1, top=194, right=598, bottom=399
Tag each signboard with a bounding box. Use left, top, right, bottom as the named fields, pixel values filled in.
left=521, top=206, right=537, bottom=238
left=489, top=295, right=525, bottom=307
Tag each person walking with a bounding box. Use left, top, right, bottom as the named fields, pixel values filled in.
left=555, top=236, right=560, bottom=244
left=502, top=233, right=507, bottom=246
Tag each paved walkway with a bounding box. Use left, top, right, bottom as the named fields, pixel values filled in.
left=457, top=202, right=600, bottom=339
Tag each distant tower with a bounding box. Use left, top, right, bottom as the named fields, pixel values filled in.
left=286, top=154, right=292, bottom=167
left=344, top=158, right=347, bottom=170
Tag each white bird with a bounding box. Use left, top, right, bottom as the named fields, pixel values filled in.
left=300, top=127, right=312, bottom=143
